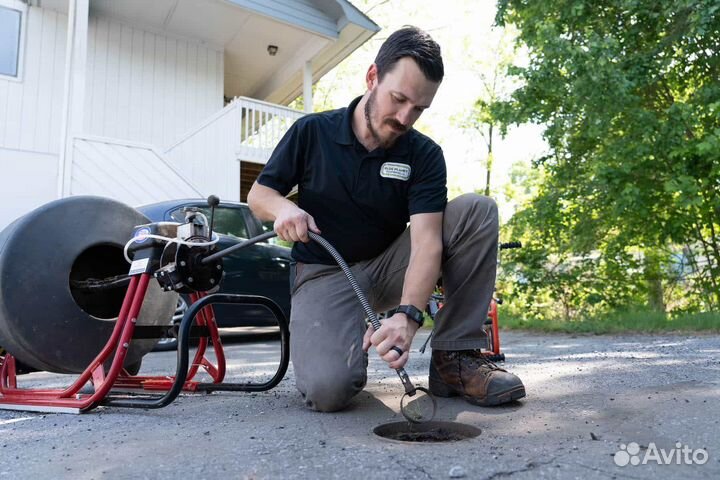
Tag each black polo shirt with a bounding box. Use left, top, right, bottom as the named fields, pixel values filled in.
left=257, top=96, right=447, bottom=264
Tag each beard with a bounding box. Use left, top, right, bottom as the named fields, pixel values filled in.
left=364, top=89, right=407, bottom=150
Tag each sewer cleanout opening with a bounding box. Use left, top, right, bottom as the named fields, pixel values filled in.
left=373, top=421, right=481, bottom=443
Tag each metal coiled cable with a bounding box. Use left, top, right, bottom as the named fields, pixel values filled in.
left=202, top=229, right=435, bottom=421
left=307, top=233, right=379, bottom=330
left=310, top=234, right=435, bottom=422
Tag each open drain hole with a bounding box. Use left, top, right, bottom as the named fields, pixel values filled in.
left=373, top=421, right=481, bottom=443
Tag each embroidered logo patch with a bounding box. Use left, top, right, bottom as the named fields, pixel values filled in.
left=380, top=162, right=411, bottom=181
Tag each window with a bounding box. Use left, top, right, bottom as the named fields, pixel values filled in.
left=0, top=0, right=25, bottom=80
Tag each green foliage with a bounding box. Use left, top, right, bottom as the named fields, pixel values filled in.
left=501, top=309, right=720, bottom=334
left=494, top=0, right=720, bottom=319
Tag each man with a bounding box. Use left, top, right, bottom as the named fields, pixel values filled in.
left=247, top=26, right=525, bottom=412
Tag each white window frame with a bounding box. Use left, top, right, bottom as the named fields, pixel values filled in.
left=0, top=0, right=28, bottom=82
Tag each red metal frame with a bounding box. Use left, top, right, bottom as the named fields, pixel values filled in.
left=0, top=274, right=227, bottom=413
left=111, top=291, right=226, bottom=392
left=428, top=285, right=503, bottom=358
left=486, top=299, right=502, bottom=356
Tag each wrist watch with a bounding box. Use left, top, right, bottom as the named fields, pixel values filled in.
left=392, top=304, right=424, bottom=327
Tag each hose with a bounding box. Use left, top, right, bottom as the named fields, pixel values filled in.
left=306, top=233, right=435, bottom=421
left=307, top=233, right=376, bottom=328
left=205, top=231, right=419, bottom=394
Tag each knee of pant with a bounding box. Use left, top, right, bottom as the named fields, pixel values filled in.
left=447, top=193, right=498, bottom=224
left=301, top=370, right=366, bottom=412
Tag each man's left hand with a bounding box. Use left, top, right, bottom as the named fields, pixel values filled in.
left=362, top=313, right=420, bottom=369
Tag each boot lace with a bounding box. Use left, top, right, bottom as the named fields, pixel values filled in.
left=465, top=350, right=504, bottom=371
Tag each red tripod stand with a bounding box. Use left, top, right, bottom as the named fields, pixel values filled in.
left=0, top=241, right=289, bottom=414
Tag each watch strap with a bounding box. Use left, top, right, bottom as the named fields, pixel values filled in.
left=392, top=304, right=424, bottom=327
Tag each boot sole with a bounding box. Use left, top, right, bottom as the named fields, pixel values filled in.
left=429, top=376, right=526, bottom=407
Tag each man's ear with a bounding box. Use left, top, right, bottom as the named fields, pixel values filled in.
left=366, top=63, right=378, bottom=90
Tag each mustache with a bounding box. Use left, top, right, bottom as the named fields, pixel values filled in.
left=385, top=119, right=407, bottom=132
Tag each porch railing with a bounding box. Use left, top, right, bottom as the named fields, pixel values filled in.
left=164, top=97, right=304, bottom=201
left=235, top=97, right=305, bottom=163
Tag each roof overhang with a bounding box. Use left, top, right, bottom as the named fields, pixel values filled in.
left=37, top=0, right=379, bottom=105
left=222, top=0, right=380, bottom=104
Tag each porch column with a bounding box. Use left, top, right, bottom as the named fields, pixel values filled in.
left=303, top=61, right=313, bottom=114
left=57, top=0, right=89, bottom=198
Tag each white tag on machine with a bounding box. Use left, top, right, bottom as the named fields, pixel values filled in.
left=129, top=258, right=150, bottom=275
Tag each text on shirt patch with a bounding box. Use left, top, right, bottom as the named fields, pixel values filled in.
left=380, top=162, right=411, bottom=181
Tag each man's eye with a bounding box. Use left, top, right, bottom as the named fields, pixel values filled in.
left=392, top=95, right=405, bottom=103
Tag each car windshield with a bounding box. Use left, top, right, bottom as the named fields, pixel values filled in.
left=170, top=206, right=249, bottom=239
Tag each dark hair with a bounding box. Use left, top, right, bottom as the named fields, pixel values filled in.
left=374, top=26, right=444, bottom=83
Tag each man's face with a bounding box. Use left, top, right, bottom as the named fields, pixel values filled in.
left=364, top=57, right=441, bottom=149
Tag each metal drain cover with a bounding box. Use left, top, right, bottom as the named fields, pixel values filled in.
left=373, top=421, right=481, bottom=443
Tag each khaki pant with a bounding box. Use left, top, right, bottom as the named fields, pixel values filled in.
left=289, top=193, right=498, bottom=411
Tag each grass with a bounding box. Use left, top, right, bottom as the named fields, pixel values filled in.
left=499, top=310, right=720, bottom=334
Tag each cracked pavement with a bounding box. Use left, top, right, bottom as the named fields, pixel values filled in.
left=1, top=330, right=718, bottom=479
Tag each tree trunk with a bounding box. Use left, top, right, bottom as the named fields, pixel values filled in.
left=644, top=250, right=666, bottom=313
left=691, top=217, right=720, bottom=310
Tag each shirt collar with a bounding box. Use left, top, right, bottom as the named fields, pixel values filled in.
left=335, top=96, right=410, bottom=156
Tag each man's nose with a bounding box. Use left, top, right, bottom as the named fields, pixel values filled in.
left=395, top=107, right=415, bottom=128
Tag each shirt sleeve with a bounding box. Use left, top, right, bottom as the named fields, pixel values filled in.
left=256, top=119, right=306, bottom=196
left=408, top=144, right=448, bottom=215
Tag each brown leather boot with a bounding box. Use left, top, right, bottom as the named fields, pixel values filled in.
left=429, top=350, right=526, bottom=406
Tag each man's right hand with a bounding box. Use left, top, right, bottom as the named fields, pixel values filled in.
left=247, top=181, right=321, bottom=243
left=273, top=204, right=321, bottom=243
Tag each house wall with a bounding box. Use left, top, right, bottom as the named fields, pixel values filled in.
left=0, top=148, right=58, bottom=226
left=0, top=6, right=65, bottom=226
left=70, top=135, right=201, bottom=206
left=165, top=101, right=241, bottom=202
left=0, top=5, right=224, bottom=226
left=0, top=6, right=224, bottom=155
left=0, top=6, right=66, bottom=155
left=84, top=13, right=224, bottom=148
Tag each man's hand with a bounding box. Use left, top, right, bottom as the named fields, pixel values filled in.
left=273, top=204, right=321, bottom=243
left=247, top=182, right=320, bottom=243
left=362, top=313, right=420, bottom=369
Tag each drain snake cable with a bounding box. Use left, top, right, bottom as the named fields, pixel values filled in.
left=201, top=231, right=437, bottom=423
left=107, top=229, right=436, bottom=421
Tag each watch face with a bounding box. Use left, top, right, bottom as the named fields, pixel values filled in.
left=399, top=305, right=423, bottom=325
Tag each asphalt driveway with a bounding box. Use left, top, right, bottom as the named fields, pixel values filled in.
left=1, top=330, right=718, bottom=479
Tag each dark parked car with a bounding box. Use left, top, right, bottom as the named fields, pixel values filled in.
left=137, top=199, right=292, bottom=338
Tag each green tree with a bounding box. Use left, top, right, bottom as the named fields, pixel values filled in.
left=454, top=26, right=520, bottom=196
left=494, top=0, right=720, bottom=315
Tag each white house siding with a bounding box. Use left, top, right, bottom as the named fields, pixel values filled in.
left=0, top=6, right=66, bottom=154
left=71, top=136, right=201, bottom=206
left=0, top=6, right=66, bottom=226
left=84, top=14, right=224, bottom=148
left=0, top=148, right=58, bottom=226
left=165, top=101, right=241, bottom=202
